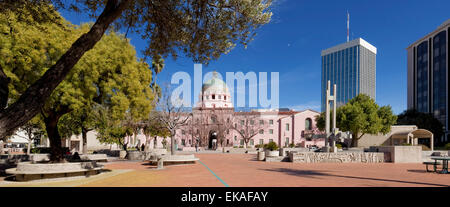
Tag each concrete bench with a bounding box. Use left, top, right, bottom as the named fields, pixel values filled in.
left=80, top=154, right=108, bottom=162
left=423, top=161, right=442, bottom=172
left=148, top=154, right=199, bottom=165
left=5, top=161, right=104, bottom=181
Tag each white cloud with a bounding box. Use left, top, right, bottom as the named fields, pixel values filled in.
left=286, top=101, right=321, bottom=111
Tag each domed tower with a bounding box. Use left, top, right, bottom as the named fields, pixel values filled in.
left=196, top=71, right=233, bottom=109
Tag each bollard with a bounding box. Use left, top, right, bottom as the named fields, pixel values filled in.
left=157, top=156, right=164, bottom=170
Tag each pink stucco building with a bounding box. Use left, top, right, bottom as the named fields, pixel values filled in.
left=127, top=74, right=325, bottom=150
left=65, top=73, right=325, bottom=152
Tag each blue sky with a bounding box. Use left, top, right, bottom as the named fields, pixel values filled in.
left=60, top=0, right=450, bottom=114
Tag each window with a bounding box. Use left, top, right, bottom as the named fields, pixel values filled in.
left=259, top=129, right=264, bottom=134
left=305, top=118, right=312, bottom=130
left=227, top=118, right=230, bottom=123
left=227, top=129, right=230, bottom=134
left=250, top=120, right=255, bottom=125
left=269, top=120, right=273, bottom=125
left=240, top=139, right=244, bottom=146
left=212, top=94, right=216, bottom=99
left=182, top=130, right=185, bottom=135
left=285, top=138, right=289, bottom=147
left=182, top=139, right=186, bottom=146
left=218, top=95, right=221, bottom=99
left=259, top=139, right=264, bottom=145
left=250, top=139, right=254, bottom=146
left=234, top=136, right=237, bottom=141
left=269, top=129, right=273, bottom=134
left=286, top=123, right=290, bottom=131
left=259, top=120, right=264, bottom=125
left=224, top=96, right=227, bottom=100
left=240, top=120, right=244, bottom=125
left=269, top=139, right=273, bottom=143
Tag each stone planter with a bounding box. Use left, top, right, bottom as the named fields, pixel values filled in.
left=265, top=150, right=279, bottom=157
left=127, top=151, right=143, bottom=160
left=257, top=151, right=265, bottom=161
left=119, top=150, right=127, bottom=159
left=6, top=161, right=104, bottom=181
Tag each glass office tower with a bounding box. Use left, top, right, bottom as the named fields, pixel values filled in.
left=321, top=38, right=377, bottom=111
left=407, top=19, right=450, bottom=142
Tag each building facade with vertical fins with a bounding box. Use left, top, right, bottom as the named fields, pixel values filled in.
left=321, top=38, right=377, bottom=111
left=407, top=19, right=450, bottom=142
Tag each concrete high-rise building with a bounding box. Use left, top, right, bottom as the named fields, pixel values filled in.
left=321, top=38, right=377, bottom=111
left=407, top=19, right=450, bottom=141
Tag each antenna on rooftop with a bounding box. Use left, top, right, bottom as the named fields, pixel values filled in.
left=347, top=11, right=350, bottom=42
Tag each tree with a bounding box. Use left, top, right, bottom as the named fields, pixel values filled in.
left=315, top=94, right=397, bottom=147
left=0, top=0, right=273, bottom=140
left=2, top=13, right=155, bottom=161
left=94, top=104, right=133, bottom=151
left=142, top=111, right=170, bottom=151
left=156, top=85, right=191, bottom=155
left=232, top=112, right=266, bottom=148
left=397, top=109, right=444, bottom=145
left=20, top=116, right=46, bottom=155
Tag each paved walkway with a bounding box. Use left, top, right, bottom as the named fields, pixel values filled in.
left=1, top=154, right=449, bottom=187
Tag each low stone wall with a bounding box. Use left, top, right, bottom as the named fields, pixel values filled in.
left=369, top=146, right=422, bottom=163
left=143, top=149, right=168, bottom=160
left=289, top=152, right=384, bottom=163
left=224, top=148, right=257, bottom=154
left=265, top=156, right=289, bottom=162
left=1, top=154, right=29, bottom=164
left=94, top=149, right=120, bottom=157
left=279, top=148, right=309, bottom=156
left=181, top=147, right=196, bottom=151
left=30, top=154, right=50, bottom=163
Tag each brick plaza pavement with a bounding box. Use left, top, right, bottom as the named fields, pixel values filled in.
left=0, top=153, right=449, bottom=187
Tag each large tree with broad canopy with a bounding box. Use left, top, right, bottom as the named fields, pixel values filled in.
left=0, top=0, right=273, bottom=140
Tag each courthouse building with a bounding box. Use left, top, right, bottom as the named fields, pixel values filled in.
left=63, top=73, right=325, bottom=152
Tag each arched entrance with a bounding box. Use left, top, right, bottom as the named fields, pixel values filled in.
left=208, top=131, right=218, bottom=149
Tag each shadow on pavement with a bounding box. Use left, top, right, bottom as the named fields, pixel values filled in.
left=261, top=167, right=450, bottom=187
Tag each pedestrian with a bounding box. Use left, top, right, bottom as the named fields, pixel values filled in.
left=195, top=138, right=199, bottom=152
left=212, top=139, right=217, bottom=150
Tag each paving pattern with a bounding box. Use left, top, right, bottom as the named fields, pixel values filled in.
left=1, top=153, right=449, bottom=187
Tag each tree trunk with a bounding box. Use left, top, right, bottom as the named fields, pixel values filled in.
left=0, top=64, right=10, bottom=111
left=82, top=127, right=88, bottom=154
left=351, top=133, right=362, bottom=148
left=27, top=139, right=32, bottom=155
left=0, top=0, right=131, bottom=139
left=171, top=134, right=176, bottom=155
left=44, top=113, right=64, bottom=162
